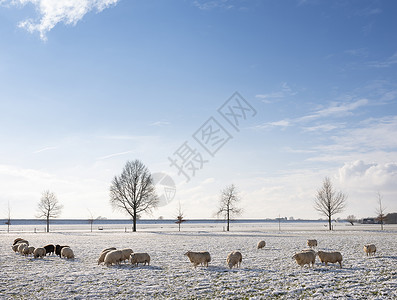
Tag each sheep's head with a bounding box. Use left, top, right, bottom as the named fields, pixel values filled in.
left=184, top=251, right=191, bottom=256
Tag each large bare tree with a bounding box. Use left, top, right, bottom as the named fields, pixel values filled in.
left=215, top=184, right=242, bottom=231
left=375, top=191, right=386, bottom=230
left=314, top=177, right=346, bottom=231
left=37, top=190, right=63, bottom=232
left=110, top=160, right=159, bottom=232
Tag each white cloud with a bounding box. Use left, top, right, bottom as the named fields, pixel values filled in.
left=6, top=0, right=119, bottom=40
left=368, top=52, right=397, bottom=68
left=255, top=99, right=368, bottom=132
left=150, top=121, right=171, bottom=127
left=193, top=0, right=234, bottom=10
left=33, top=146, right=57, bottom=153
left=97, top=151, right=135, bottom=160
left=298, top=99, right=369, bottom=122
left=256, top=82, right=297, bottom=103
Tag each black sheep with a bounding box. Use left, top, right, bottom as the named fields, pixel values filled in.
left=43, top=244, right=55, bottom=255
left=55, top=244, right=69, bottom=257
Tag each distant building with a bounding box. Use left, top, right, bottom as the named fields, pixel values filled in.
left=361, top=218, right=377, bottom=224
left=385, top=213, right=397, bottom=224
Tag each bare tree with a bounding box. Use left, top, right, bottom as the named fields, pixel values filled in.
left=375, top=191, right=386, bottom=230
left=87, top=209, right=96, bottom=232
left=175, top=201, right=186, bottom=232
left=314, top=177, right=347, bottom=231
left=346, top=215, right=356, bottom=225
left=215, top=184, right=242, bottom=231
left=110, top=160, right=159, bottom=232
left=36, top=190, right=63, bottom=233
left=5, top=201, right=11, bottom=233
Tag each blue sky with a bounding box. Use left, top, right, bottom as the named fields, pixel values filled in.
left=0, top=0, right=396, bottom=220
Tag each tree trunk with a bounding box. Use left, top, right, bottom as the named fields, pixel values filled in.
left=133, top=209, right=137, bottom=232
left=178, top=223, right=181, bottom=232
left=227, top=208, right=230, bottom=231
left=328, top=215, right=332, bottom=231
left=46, top=215, right=50, bottom=233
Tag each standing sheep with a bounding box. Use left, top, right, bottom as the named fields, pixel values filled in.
left=292, top=251, right=316, bottom=268
left=43, top=244, right=55, bottom=255
left=61, top=247, right=75, bottom=259
left=23, top=246, right=35, bottom=256
left=120, top=249, right=134, bottom=263
left=184, top=251, right=211, bottom=267
left=257, top=241, right=266, bottom=249
left=226, top=251, right=242, bottom=269
left=18, top=243, right=28, bottom=254
left=55, top=245, right=70, bottom=257
left=98, top=249, right=115, bottom=265
left=130, top=253, right=151, bottom=266
left=33, top=247, right=46, bottom=259
left=364, top=244, right=376, bottom=256
left=307, top=239, right=317, bottom=248
left=317, top=251, right=343, bottom=268
left=104, top=250, right=123, bottom=266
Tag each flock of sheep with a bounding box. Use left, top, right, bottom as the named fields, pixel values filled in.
left=11, top=237, right=377, bottom=270
left=292, top=239, right=377, bottom=268
left=11, top=238, right=74, bottom=259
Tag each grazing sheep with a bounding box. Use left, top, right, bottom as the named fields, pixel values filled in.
left=98, top=249, right=114, bottom=265
left=227, top=251, right=242, bottom=269
left=120, top=249, right=133, bottom=263
left=18, top=243, right=28, bottom=254
left=34, top=247, right=46, bottom=259
left=292, top=251, right=316, bottom=268
left=13, top=238, right=29, bottom=246
left=43, top=244, right=55, bottom=255
left=317, top=251, right=343, bottom=268
left=12, top=244, right=20, bottom=253
left=61, top=247, right=75, bottom=259
left=130, top=253, right=151, bottom=266
left=184, top=251, right=211, bottom=267
left=307, top=239, right=317, bottom=248
left=23, top=246, right=35, bottom=256
left=257, top=241, right=266, bottom=249
left=104, top=250, right=123, bottom=266
left=364, top=244, right=376, bottom=256
left=55, top=245, right=70, bottom=257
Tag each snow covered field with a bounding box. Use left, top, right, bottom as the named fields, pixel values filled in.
left=1, top=223, right=397, bottom=299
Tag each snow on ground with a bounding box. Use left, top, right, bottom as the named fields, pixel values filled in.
left=1, top=224, right=397, bottom=299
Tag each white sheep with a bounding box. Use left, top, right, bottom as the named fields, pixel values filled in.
left=104, top=250, right=123, bottom=266
left=257, top=241, right=266, bottom=249
left=184, top=251, right=211, bottom=267
left=18, top=243, right=28, bottom=254
left=226, top=251, right=242, bottom=269
left=33, top=247, right=46, bottom=259
left=317, top=251, right=343, bottom=268
left=61, top=247, right=75, bottom=259
left=98, top=249, right=114, bottom=265
left=23, top=246, right=35, bottom=256
left=307, top=239, right=317, bottom=248
left=120, top=249, right=133, bottom=263
left=292, top=251, right=316, bottom=268
left=130, top=253, right=151, bottom=266
left=364, top=244, right=376, bottom=256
